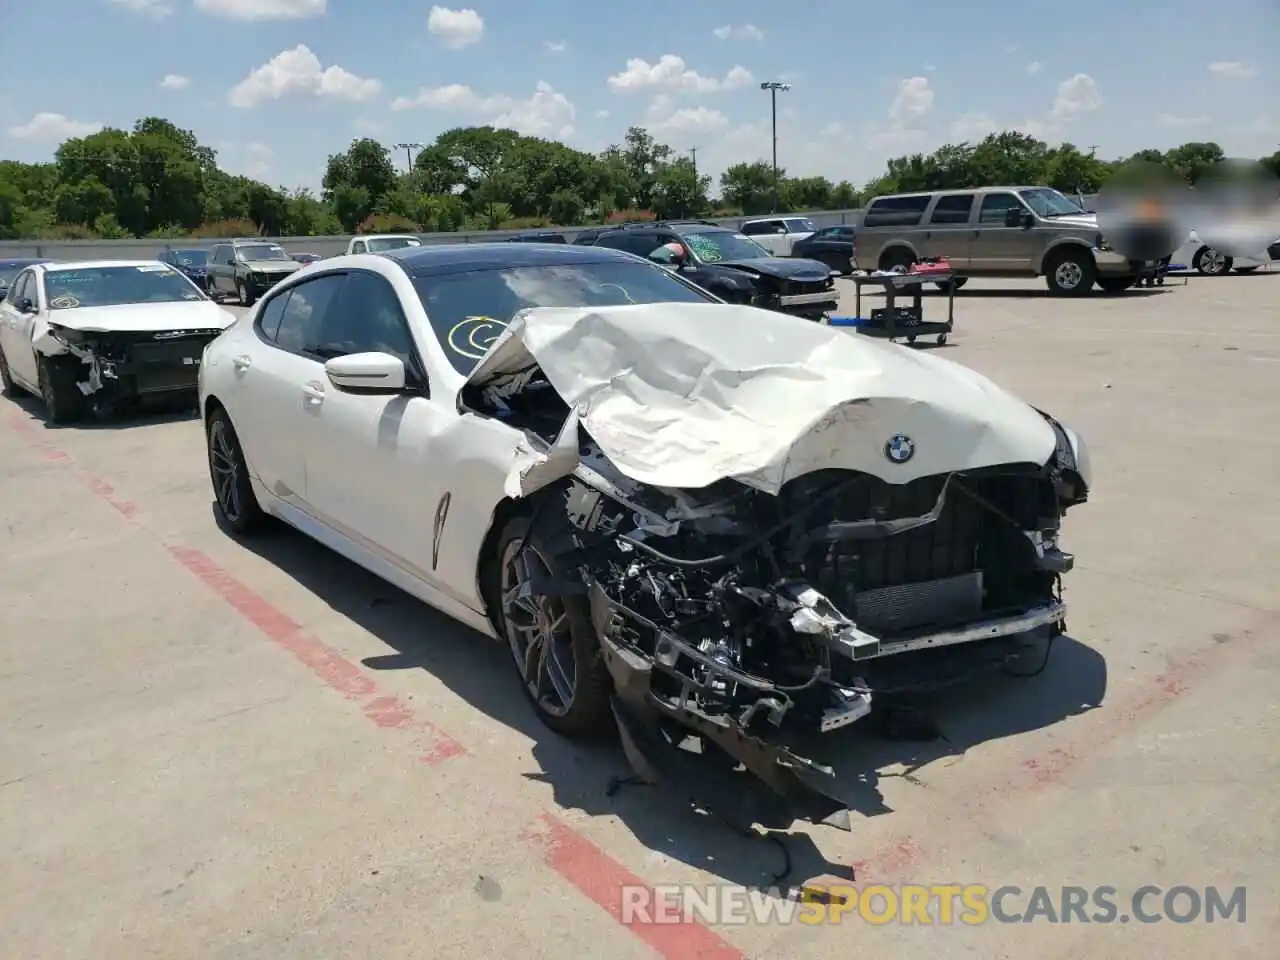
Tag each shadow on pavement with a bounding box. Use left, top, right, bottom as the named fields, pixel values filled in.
left=225, top=512, right=1108, bottom=889
left=8, top=392, right=198, bottom=430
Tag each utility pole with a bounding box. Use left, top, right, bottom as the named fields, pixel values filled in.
left=394, top=142, right=423, bottom=172
left=689, top=146, right=698, bottom=179
left=1087, top=143, right=1099, bottom=158
left=759, top=81, right=791, bottom=213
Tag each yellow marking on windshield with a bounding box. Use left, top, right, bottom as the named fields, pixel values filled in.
left=447, top=315, right=509, bottom=359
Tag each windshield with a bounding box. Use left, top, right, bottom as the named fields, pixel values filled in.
left=44, top=264, right=205, bottom=309
left=236, top=243, right=292, bottom=262
left=171, top=250, right=208, bottom=266
left=366, top=237, right=422, bottom=252
left=1019, top=188, right=1085, bottom=218
left=412, top=260, right=717, bottom=375
left=678, top=230, right=771, bottom=263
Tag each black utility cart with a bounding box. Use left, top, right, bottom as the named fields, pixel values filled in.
left=844, top=271, right=957, bottom=345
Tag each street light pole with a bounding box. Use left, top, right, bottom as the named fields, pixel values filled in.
left=393, top=142, right=423, bottom=172
left=759, top=81, right=791, bottom=213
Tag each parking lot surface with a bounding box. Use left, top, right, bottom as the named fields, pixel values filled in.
left=2, top=276, right=1277, bottom=959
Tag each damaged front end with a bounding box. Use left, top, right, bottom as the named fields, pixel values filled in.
left=35, top=324, right=225, bottom=411
left=517, top=435, right=1086, bottom=829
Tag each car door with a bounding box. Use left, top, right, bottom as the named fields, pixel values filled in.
left=0, top=270, right=42, bottom=386
left=232, top=272, right=347, bottom=504
left=969, top=192, right=1034, bottom=272
left=209, top=245, right=232, bottom=295
left=918, top=193, right=976, bottom=266
left=296, top=269, right=454, bottom=584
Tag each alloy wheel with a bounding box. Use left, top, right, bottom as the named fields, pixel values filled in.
left=500, top=537, right=577, bottom=717
left=1054, top=260, right=1084, bottom=291
left=208, top=418, right=243, bottom=524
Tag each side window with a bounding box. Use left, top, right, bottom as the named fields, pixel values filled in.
left=11, top=272, right=33, bottom=307
left=741, top=221, right=775, bottom=236
left=930, top=194, right=975, bottom=224
left=312, top=272, right=417, bottom=369
left=274, top=274, right=345, bottom=355
left=863, top=196, right=931, bottom=227
left=978, top=193, right=1024, bottom=224
left=255, top=289, right=291, bottom=342
left=351, top=240, right=367, bottom=254
left=784, top=219, right=812, bottom=233
left=211, top=246, right=229, bottom=265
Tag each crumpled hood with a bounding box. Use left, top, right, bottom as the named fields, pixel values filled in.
left=466, top=302, right=1056, bottom=495
left=47, top=300, right=239, bottom=333
left=714, top=257, right=832, bottom=281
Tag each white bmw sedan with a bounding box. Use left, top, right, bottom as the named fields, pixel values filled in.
left=198, top=242, right=1091, bottom=824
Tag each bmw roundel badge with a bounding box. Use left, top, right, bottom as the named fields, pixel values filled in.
left=884, top=434, right=915, bottom=464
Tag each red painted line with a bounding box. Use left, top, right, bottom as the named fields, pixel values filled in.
left=523, top=813, right=746, bottom=960
left=167, top=544, right=467, bottom=764
left=850, top=625, right=1267, bottom=881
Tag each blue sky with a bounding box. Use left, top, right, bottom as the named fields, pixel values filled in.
left=1, top=0, right=1276, bottom=195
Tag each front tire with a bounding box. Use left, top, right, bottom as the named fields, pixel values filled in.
left=1044, top=247, right=1096, bottom=296
left=207, top=407, right=265, bottom=534
left=494, top=512, right=613, bottom=739
left=38, top=356, right=84, bottom=424
left=237, top=279, right=255, bottom=307
left=934, top=277, right=968, bottom=292
left=1194, top=245, right=1232, bottom=276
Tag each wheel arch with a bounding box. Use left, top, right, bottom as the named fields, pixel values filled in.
left=877, top=243, right=918, bottom=270
left=475, top=493, right=540, bottom=634
left=1034, top=239, right=1093, bottom=275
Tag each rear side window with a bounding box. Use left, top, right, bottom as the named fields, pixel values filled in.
left=930, top=194, right=975, bottom=224
left=256, top=290, right=290, bottom=342
left=275, top=273, right=345, bottom=355
left=863, top=196, right=931, bottom=227
left=742, top=220, right=784, bottom=235
left=594, top=231, right=660, bottom=257
left=351, top=240, right=367, bottom=254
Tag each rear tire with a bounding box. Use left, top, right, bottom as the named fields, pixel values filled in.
left=0, top=346, right=18, bottom=397
left=1194, top=246, right=1232, bottom=276
left=493, top=512, right=614, bottom=740
left=934, top=277, right=968, bottom=292
left=38, top=356, right=84, bottom=424
left=1044, top=247, right=1096, bottom=296
left=207, top=406, right=265, bottom=534
left=879, top=247, right=916, bottom=272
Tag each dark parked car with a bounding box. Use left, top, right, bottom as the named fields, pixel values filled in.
left=572, top=228, right=605, bottom=245
left=590, top=220, right=839, bottom=320
left=0, top=257, right=53, bottom=299
left=292, top=252, right=323, bottom=263
left=158, top=247, right=212, bottom=289
left=206, top=239, right=302, bottom=306
left=791, top=225, right=856, bottom=274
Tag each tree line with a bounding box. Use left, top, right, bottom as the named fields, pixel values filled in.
left=1, top=116, right=1276, bottom=240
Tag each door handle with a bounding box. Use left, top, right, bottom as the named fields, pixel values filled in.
left=232, top=354, right=252, bottom=371
left=302, top=381, right=325, bottom=404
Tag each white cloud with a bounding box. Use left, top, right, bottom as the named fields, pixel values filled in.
left=242, top=142, right=273, bottom=179
left=1027, top=60, right=1043, bottom=75
left=106, top=0, right=172, bottom=17
left=427, top=6, right=484, bottom=49
left=391, top=81, right=575, bottom=138
left=7, top=113, right=104, bottom=140
left=1157, top=113, right=1209, bottom=127
left=950, top=112, right=997, bottom=141
left=1208, top=61, right=1256, bottom=79
left=1050, top=73, right=1102, bottom=119
left=644, top=95, right=729, bottom=135
left=228, top=45, right=381, bottom=107
left=594, top=109, right=610, bottom=119
left=712, top=23, right=764, bottom=41
left=545, top=40, right=567, bottom=54
left=607, top=55, right=753, bottom=94
left=194, top=0, right=324, bottom=18
left=888, top=76, right=934, bottom=126
left=160, top=74, right=190, bottom=90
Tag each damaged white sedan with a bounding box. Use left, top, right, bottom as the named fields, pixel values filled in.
left=0, top=260, right=237, bottom=422
left=198, top=243, right=1091, bottom=826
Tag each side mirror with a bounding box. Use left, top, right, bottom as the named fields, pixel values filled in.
left=324, top=352, right=406, bottom=392
left=1003, top=208, right=1023, bottom=228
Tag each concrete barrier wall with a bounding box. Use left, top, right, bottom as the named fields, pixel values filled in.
left=0, top=209, right=865, bottom=262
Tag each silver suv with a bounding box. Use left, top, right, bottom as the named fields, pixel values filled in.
left=854, top=186, right=1152, bottom=295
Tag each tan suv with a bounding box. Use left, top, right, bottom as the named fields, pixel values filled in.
left=853, top=186, right=1152, bottom=295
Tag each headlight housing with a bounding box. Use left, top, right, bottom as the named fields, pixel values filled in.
left=1035, top=408, right=1091, bottom=505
